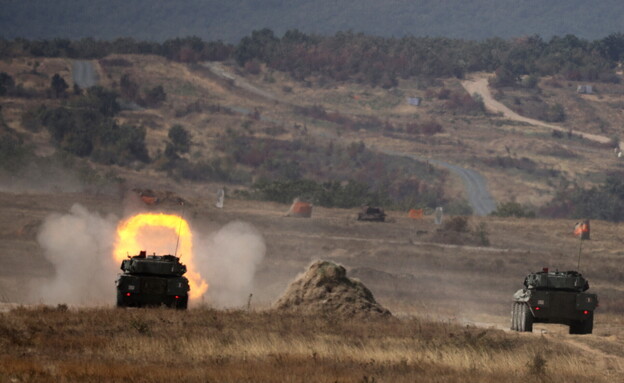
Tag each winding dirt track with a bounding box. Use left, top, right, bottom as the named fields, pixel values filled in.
left=381, top=150, right=496, bottom=216
left=189, top=62, right=498, bottom=215
left=461, top=75, right=619, bottom=149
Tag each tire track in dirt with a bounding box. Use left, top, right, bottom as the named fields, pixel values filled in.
left=467, top=316, right=624, bottom=378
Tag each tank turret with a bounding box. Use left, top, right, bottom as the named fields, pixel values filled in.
left=511, top=268, right=598, bottom=334
left=116, top=250, right=190, bottom=309
left=120, top=251, right=187, bottom=277
left=357, top=206, right=386, bottom=222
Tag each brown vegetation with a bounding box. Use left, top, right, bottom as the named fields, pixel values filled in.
left=1, top=190, right=624, bottom=381
left=0, top=306, right=609, bottom=383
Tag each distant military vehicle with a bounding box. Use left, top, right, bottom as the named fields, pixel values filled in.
left=511, top=268, right=598, bottom=334
left=116, top=251, right=189, bottom=309
left=357, top=206, right=386, bottom=222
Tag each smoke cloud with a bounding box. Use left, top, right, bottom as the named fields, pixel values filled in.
left=195, top=221, right=266, bottom=308
left=0, top=163, right=84, bottom=194
left=33, top=204, right=119, bottom=305
left=34, top=204, right=265, bottom=308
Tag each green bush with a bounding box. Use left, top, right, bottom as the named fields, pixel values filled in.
left=168, top=125, right=191, bottom=154
left=541, top=175, right=624, bottom=221
left=249, top=178, right=384, bottom=208
left=39, top=89, right=149, bottom=165
left=0, top=131, right=30, bottom=173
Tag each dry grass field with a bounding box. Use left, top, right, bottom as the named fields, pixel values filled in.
left=0, top=306, right=614, bottom=383
left=1, top=190, right=624, bottom=382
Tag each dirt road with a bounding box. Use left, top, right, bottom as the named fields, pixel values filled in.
left=72, top=60, right=98, bottom=88
left=195, top=62, right=497, bottom=215
left=462, top=75, right=620, bottom=149
left=382, top=150, right=496, bottom=215
left=428, top=158, right=496, bottom=215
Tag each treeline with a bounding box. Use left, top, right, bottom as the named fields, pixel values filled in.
left=492, top=175, right=624, bottom=222
left=244, top=179, right=387, bottom=209
left=0, top=37, right=233, bottom=62
left=29, top=87, right=150, bottom=166
left=541, top=175, right=624, bottom=222
left=2, top=31, right=624, bottom=87
left=213, top=131, right=448, bottom=210
left=236, top=30, right=624, bottom=86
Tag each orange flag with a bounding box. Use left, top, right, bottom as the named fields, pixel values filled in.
left=574, top=220, right=590, bottom=240
left=408, top=209, right=424, bottom=219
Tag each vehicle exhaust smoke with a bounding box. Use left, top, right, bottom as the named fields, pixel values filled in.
left=195, top=221, right=266, bottom=308
left=33, top=204, right=119, bottom=305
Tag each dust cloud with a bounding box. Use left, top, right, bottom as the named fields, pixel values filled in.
left=0, top=164, right=84, bottom=194
left=34, top=203, right=265, bottom=307
left=33, top=204, right=119, bottom=305
left=195, top=221, right=266, bottom=308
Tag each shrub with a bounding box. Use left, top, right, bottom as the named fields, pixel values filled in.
left=491, top=202, right=536, bottom=218
left=249, top=178, right=384, bottom=208
left=0, top=72, right=15, bottom=96
left=244, top=60, right=262, bottom=75
left=142, top=85, right=166, bottom=108
left=0, top=131, right=30, bottom=173
left=540, top=175, right=624, bottom=221
left=168, top=125, right=191, bottom=154
left=442, top=216, right=469, bottom=233
left=544, top=103, right=565, bottom=122
left=39, top=90, right=149, bottom=165
left=49, top=73, right=68, bottom=98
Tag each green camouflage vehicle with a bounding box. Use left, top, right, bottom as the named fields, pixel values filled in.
left=116, top=251, right=189, bottom=309
left=511, top=268, right=598, bottom=334
left=357, top=206, right=386, bottom=222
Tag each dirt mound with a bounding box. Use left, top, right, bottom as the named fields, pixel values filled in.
left=273, top=261, right=391, bottom=318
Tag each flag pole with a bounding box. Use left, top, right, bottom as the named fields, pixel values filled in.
left=174, top=202, right=185, bottom=258
left=577, top=236, right=583, bottom=271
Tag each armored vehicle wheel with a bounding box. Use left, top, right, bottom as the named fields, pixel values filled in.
left=175, top=296, right=188, bottom=310
left=518, top=303, right=533, bottom=332
left=511, top=302, right=519, bottom=331
left=569, top=312, right=593, bottom=335
left=116, top=291, right=127, bottom=308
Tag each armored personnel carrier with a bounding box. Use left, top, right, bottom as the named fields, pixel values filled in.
left=357, top=206, right=386, bottom=222
left=511, top=268, right=598, bottom=334
left=116, top=251, right=190, bottom=309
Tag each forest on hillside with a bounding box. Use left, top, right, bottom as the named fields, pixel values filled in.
left=3, top=31, right=624, bottom=220
left=1, top=0, right=623, bottom=42
left=3, top=30, right=624, bottom=87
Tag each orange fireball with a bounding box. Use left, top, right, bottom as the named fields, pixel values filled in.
left=114, top=213, right=208, bottom=299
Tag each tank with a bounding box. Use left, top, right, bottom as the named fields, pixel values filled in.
left=511, top=268, right=598, bottom=334
left=357, top=206, right=386, bottom=222
left=115, top=250, right=190, bottom=309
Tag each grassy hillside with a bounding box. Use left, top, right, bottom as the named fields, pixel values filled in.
left=2, top=51, right=624, bottom=213
left=1, top=0, right=623, bottom=42
left=0, top=306, right=614, bottom=382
